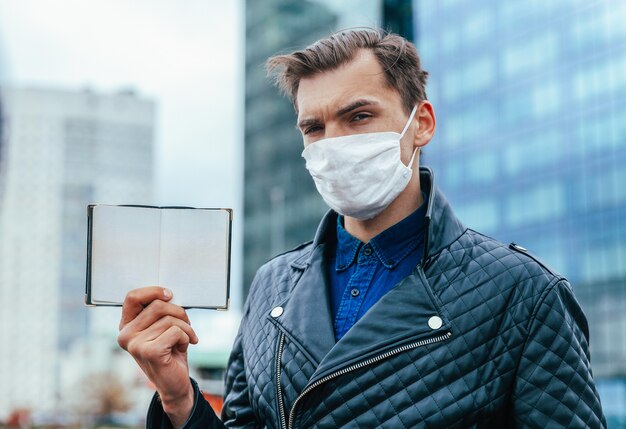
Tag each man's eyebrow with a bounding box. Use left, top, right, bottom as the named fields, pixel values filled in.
left=335, top=99, right=379, bottom=117
left=297, top=99, right=379, bottom=130
left=296, top=118, right=320, bottom=130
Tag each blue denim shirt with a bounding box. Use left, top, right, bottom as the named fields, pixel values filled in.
left=327, top=195, right=427, bottom=340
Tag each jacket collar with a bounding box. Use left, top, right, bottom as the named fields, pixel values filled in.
left=291, top=166, right=465, bottom=271
left=274, top=167, right=465, bottom=372
left=419, top=166, right=466, bottom=266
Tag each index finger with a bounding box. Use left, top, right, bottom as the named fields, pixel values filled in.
left=120, top=286, right=172, bottom=329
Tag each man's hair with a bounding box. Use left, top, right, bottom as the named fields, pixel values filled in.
left=266, top=28, right=428, bottom=113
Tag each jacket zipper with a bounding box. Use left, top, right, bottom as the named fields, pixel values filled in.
left=276, top=332, right=287, bottom=429
left=286, top=331, right=452, bottom=429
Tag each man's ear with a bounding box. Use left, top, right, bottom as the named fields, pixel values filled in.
left=413, top=101, right=436, bottom=149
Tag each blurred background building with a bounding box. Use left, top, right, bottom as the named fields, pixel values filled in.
left=243, top=0, right=336, bottom=295
left=0, top=42, right=5, bottom=184
left=0, top=87, right=155, bottom=417
left=413, top=1, right=626, bottom=425
left=0, top=1, right=241, bottom=425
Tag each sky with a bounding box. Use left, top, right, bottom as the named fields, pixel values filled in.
left=0, top=0, right=244, bottom=350
left=0, top=0, right=242, bottom=207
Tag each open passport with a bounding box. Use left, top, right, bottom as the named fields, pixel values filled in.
left=85, top=204, right=232, bottom=309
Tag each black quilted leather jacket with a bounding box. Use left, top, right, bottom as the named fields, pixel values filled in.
left=149, top=168, right=606, bottom=428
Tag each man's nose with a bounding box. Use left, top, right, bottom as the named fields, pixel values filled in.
left=324, top=123, right=349, bottom=139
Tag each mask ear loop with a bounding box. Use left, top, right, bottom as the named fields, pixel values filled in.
left=407, top=146, right=419, bottom=168
left=400, top=105, right=418, bottom=137
left=401, top=105, right=419, bottom=168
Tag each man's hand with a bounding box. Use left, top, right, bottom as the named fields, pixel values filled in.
left=117, top=287, right=199, bottom=428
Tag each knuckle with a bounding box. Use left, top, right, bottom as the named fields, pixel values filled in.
left=117, top=332, right=129, bottom=350
left=171, top=317, right=192, bottom=335
left=150, top=299, right=167, bottom=314
left=119, top=316, right=132, bottom=331
left=150, top=300, right=185, bottom=321
left=126, top=340, right=139, bottom=356
left=173, top=308, right=189, bottom=324
left=125, top=289, right=140, bottom=303
left=169, top=325, right=186, bottom=338
left=161, top=315, right=176, bottom=326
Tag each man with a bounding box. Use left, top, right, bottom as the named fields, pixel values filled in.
left=118, top=29, right=606, bottom=428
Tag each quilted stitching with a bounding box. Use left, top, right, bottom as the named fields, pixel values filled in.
left=217, top=225, right=605, bottom=428
left=281, top=338, right=317, bottom=416
left=152, top=177, right=605, bottom=429
left=513, top=280, right=601, bottom=428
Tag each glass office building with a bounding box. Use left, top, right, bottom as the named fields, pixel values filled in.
left=244, top=0, right=336, bottom=296
left=0, top=87, right=155, bottom=415
left=243, top=0, right=386, bottom=296
left=413, top=0, right=626, bottom=425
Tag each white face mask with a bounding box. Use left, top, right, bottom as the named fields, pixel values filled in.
left=302, top=106, right=418, bottom=220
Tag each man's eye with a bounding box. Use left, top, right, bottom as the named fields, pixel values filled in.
left=304, top=125, right=322, bottom=135
left=351, top=113, right=371, bottom=122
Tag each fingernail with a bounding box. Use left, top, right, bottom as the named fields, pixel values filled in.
left=163, top=288, right=172, bottom=299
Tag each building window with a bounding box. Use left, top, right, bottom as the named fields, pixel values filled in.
left=504, top=128, right=561, bottom=176
left=581, top=241, right=626, bottom=283
left=442, top=56, right=495, bottom=102
left=506, top=181, right=565, bottom=227
left=502, top=31, right=558, bottom=77
left=442, top=102, right=496, bottom=147
left=456, top=198, right=499, bottom=233
left=465, top=151, right=498, bottom=184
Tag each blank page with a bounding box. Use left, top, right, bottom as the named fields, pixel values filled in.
left=158, top=209, right=230, bottom=308
left=90, top=205, right=161, bottom=304
left=87, top=205, right=231, bottom=308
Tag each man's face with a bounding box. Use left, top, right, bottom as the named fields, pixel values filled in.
left=296, top=49, right=418, bottom=164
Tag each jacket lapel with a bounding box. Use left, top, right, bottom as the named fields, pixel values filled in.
left=269, top=215, right=337, bottom=366
left=309, top=265, right=450, bottom=382
left=420, top=167, right=466, bottom=266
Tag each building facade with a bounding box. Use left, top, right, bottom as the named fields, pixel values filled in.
left=244, top=0, right=339, bottom=297
left=0, top=87, right=155, bottom=417
left=413, top=0, right=626, bottom=425
left=242, top=0, right=409, bottom=297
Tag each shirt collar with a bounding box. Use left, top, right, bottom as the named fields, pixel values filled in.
left=335, top=192, right=428, bottom=271
left=335, top=217, right=361, bottom=271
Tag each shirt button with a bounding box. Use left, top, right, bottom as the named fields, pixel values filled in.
left=350, top=288, right=360, bottom=297
left=363, top=245, right=372, bottom=256
left=428, top=316, right=443, bottom=330
left=270, top=307, right=284, bottom=318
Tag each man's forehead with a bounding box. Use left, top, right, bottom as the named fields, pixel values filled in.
left=296, top=50, right=389, bottom=118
